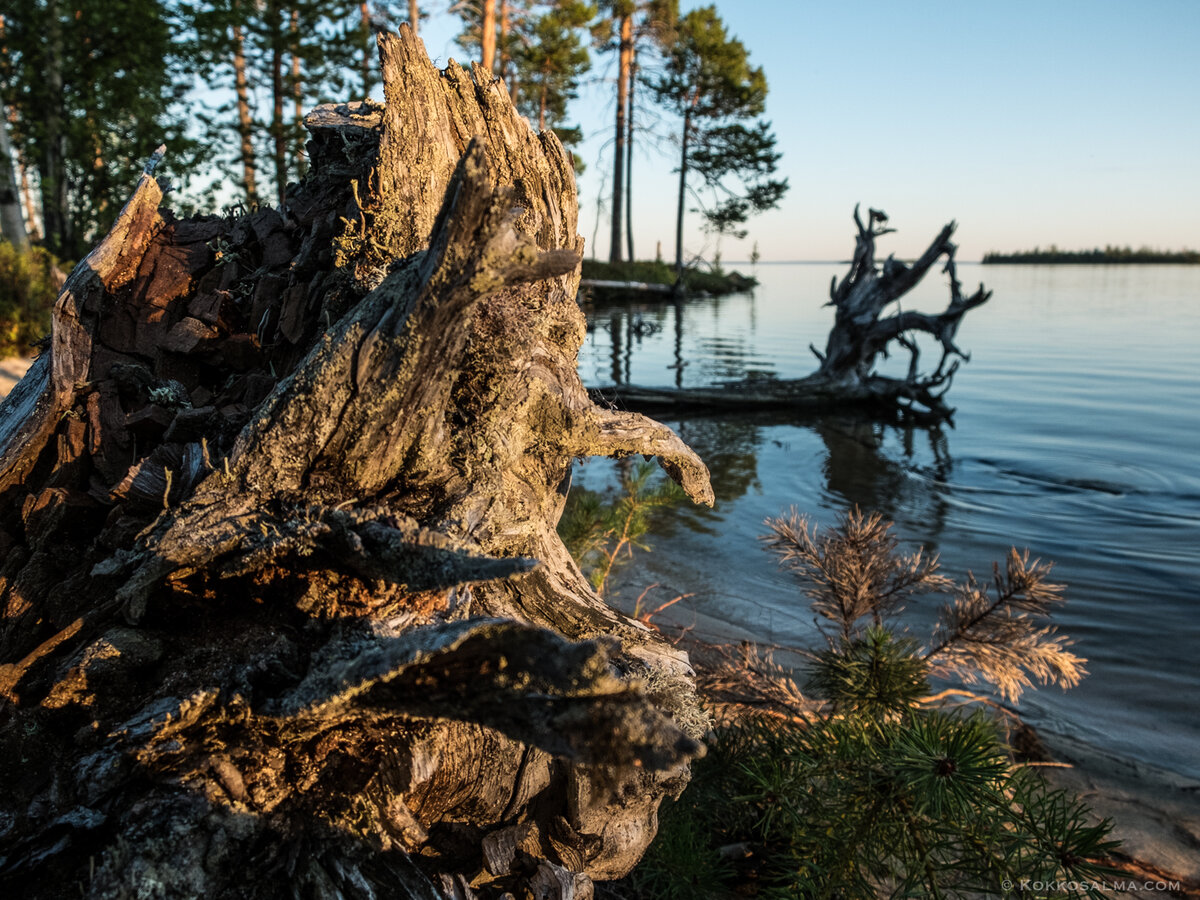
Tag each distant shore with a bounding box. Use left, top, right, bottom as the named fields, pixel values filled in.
left=983, top=248, right=1199, bottom=264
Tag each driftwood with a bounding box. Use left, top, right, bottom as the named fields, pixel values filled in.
left=595, top=206, right=992, bottom=422
left=0, top=26, right=714, bottom=900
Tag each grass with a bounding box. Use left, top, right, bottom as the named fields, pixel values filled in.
left=0, top=243, right=62, bottom=359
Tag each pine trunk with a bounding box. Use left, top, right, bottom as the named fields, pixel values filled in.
left=498, top=0, right=510, bottom=91
left=480, top=0, right=497, bottom=72
left=673, top=106, right=689, bottom=278
left=361, top=1, right=373, bottom=95
left=624, top=51, right=637, bottom=264
left=19, top=162, right=41, bottom=241
left=0, top=109, right=28, bottom=250
left=232, top=16, right=259, bottom=204
left=609, top=14, right=632, bottom=264
left=0, top=26, right=711, bottom=900
left=40, top=0, right=70, bottom=256
left=290, top=8, right=304, bottom=171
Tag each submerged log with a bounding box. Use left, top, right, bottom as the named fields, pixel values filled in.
left=0, top=25, right=713, bottom=899
left=595, top=205, right=992, bottom=422
left=578, top=279, right=673, bottom=297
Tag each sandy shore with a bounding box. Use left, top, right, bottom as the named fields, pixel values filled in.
left=0, top=354, right=33, bottom=399
left=1038, top=731, right=1200, bottom=897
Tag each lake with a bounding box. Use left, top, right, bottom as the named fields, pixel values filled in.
left=575, top=262, right=1200, bottom=780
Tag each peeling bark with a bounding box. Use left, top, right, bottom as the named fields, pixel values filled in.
left=0, top=26, right=711, bottom=900
left=602, top=205, right=993, bottom=423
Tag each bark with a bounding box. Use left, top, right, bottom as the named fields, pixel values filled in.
left=361, top=1, right=373, bottom=95
left=232, top=16, right=259, bottom=204
left=0, top=25, right=712, bottom=900
left=609, top=13, right=632, bottom=264
left=624, top=50, right=637, bottom=264
left=602, top=205, right=993, bottom=423
left=409, top=0, right=420, bottom=37
left=0, top=107, right=28, bottom=250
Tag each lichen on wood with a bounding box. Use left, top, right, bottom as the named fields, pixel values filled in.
left=0, top=24, right=712, bottom=900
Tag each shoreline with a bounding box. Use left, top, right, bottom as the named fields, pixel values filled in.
left=0, top=354, right=32, bottom=399
left=1035, top=728, right=1200, bottom=894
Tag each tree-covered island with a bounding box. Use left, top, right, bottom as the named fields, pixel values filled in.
left=983, top=245, right=1200, bottom=264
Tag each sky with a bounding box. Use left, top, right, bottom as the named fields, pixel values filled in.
left=408, top=1, right=1200, bottom=262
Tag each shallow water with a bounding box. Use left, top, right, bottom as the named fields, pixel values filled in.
left=576, top=263, right=1200, bottom=779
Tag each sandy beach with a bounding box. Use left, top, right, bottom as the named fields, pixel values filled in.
left=1037, top=731, right=1200, bottom=896
left=0, top=355, right=32, bottom=399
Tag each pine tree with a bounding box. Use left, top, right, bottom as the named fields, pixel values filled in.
left=627, top=510, right=1117, bottom=898
left=189, top=0, right=359, bottom=207
left=348, top=3, right=423, bottom=97
left=1, top=0, right=193, bottom=258
left=452, top=0, right=504, bottom=73
left=594, top=0, right=675, bottom=263
left=652, top=5, right=787, bottom=279
left=513, top=2, right=595, bottom=168
left=187, top=0, right=261, bottom=204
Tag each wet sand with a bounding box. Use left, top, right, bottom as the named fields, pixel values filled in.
left=1039, top=731, right=1200, bottom=896
left=0, top=355, right=32, bottom=398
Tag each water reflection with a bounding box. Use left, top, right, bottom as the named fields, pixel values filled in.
left=583, top=291, right=786, bottom=390
left=597, top=306, right=671, bottom=385
left=579, top=407, right=955, bottom=563
left=814, top=415, right=953, bottom=551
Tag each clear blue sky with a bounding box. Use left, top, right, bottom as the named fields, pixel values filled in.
left=414, top=0, right=1199, bottom=262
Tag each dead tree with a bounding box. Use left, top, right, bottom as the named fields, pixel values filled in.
left=596, top=205, right=992, bottom=422
left=0, top=26, right=713, bottom=900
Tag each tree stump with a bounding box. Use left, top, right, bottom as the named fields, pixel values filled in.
left=0, top=26, right=713, bottom=899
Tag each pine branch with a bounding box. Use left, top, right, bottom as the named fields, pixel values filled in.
left=762, top=506, right=952, bottom=641
left=924, top=549, right=1085, bottom=701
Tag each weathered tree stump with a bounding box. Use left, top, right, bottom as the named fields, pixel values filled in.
left=0, top=26, right=713, bottom=899
left=594, top=205, right=992, bottom=422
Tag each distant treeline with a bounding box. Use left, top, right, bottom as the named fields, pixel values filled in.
left=983, top=246, right=1200, bottom=264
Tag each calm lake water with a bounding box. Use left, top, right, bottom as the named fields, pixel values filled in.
left=576, top=263, right=1200, bottom=780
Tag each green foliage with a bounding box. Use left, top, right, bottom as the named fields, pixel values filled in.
left=983, top=245, right=1200, bottom=264
left=513, top=1, right=597, bottom=162
left=1, top=0, right=197, bottom=258
left=652, top=6, right=787, bottom=252
left=0, top=243, right=61, bottom=358
left=620, top=509, right=1119, bottom=898
left=185, top=0, right=364, bottom=205
left=807, top=627, right=929, bottom=720
left=558, top=459, right=684, bottom=595
left=634, top=658, right=1119, bottom=899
